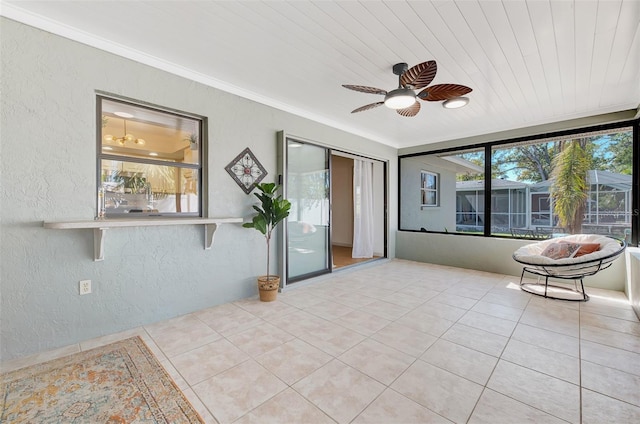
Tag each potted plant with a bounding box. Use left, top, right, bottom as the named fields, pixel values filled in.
left=184, top=133, right=198, bottom=150
left=243, top=182, right=291, bottom=301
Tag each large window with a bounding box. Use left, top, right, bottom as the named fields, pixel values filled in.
left=399, top=122, right=638, bottom=246
left=97, top=96, right=204, bottom=218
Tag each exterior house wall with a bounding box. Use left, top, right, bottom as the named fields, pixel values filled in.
left=400, top=156, right=457, bottom=232
left=0, top=18, right=398, bottom=361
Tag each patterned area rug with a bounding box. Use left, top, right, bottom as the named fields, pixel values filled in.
left=1, top=336, right=203, bottom=423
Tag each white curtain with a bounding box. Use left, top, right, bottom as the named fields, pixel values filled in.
left=352, top=159, right=374, bottom=258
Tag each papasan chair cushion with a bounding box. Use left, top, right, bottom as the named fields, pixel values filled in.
left=512, top=234, right=626, bottom=301
left=513, top=234, right=624, bottom=277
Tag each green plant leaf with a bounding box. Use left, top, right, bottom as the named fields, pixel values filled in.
left=244, top=182, right=290, bottom=277
left=251, top=215, right=268, bottom=235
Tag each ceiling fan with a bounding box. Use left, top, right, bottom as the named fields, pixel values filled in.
left=342, top=61, right=472, bottom=117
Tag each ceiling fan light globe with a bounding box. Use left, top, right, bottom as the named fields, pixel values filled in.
left=384, top=88, right=416, bottom=109
left=442, top=96, right=469, bottom=109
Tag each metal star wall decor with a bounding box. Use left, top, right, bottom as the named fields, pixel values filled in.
left=225, top=147, right=267, bottom=194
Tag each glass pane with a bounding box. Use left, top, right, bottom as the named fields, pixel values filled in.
left=422, top=173, right=437, bottom=189
left=287, top=140, right=330, bottom=280
left=422, top=191, right=436, bottom=206
left=400, top=149, right=485, bottom=233
left=101, top=98, right=200, bottom=165
left=491, top=127, right=633, bottom=238
left=101, top=160, right=199, bottom=216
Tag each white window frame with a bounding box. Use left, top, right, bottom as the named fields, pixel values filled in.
left=420, top=170, right=439, bottom=207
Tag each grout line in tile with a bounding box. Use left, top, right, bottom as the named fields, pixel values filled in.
left=476, top=387, right=576, bottom=424
left=7, top=260, right=639, bottom=424
left=581, top=386, right=640, bottom=411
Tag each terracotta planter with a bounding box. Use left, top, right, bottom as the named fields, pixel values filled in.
left=257, top=275, right=280, bottom=302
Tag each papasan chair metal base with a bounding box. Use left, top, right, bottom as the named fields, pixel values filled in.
left=519, top=268, right=591, bottom=301
left=513, top=235, right=626, bottom=302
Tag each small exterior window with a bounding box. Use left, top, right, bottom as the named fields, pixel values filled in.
left=97, top=96, right=204, bottom=218
left=421, top=171, right=439, bottom=207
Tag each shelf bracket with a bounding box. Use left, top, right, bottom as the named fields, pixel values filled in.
left=204, top=223, right=218, bottom=250
left=94, top=228, right=107, bottom=261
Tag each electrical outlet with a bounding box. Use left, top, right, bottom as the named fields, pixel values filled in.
left=79, top=280, right=92, bottom=295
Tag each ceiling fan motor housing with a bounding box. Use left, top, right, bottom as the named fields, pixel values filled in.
left=392, top=62, right=409, bottom=76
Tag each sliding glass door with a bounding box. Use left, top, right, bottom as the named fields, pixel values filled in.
left=285, top=138, right=331, bottom=282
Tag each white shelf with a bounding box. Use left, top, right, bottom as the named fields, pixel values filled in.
left=43, top=217, right=243, bottom=261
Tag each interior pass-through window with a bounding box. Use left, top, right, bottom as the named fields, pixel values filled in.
left=97, top=95, right=204, bottom=218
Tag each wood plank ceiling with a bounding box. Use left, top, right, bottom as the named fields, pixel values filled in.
left=2, top=0, right=639, bottom=148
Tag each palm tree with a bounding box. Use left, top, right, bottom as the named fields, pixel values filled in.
left=550, top=139, right=591, bottom=234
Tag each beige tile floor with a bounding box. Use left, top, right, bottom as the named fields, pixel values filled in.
left=4, top=259, right=640, bottom=423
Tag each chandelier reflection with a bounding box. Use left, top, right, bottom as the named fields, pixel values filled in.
left=104, top=120, right=145, bottom=146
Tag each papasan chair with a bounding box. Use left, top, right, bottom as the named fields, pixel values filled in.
left=512, top=234, right=626, bottom=301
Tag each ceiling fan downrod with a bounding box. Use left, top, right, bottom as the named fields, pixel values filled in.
left=392, top=62, right=409, bottom=88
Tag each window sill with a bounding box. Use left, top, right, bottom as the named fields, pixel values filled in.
left=43, top=217, right=243, bottom=261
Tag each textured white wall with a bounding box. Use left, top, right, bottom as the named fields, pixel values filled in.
left=625, top=248, right=640, bottom=319
left=0, top=18, right=397, bottom=361
left=373, top=160, right=385, bottom=256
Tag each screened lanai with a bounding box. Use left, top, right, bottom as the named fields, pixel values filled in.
left=456, top=178, right=528, bottom=233
left=456, top=170, right=633, bottom=240
left=529, top=170, right=632, bottom=239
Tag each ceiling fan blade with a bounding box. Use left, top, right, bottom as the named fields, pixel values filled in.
left=342, top=85, right=387, bottom=95
left=396, top=101, right=420, bottom=117
left=419, top=84, right=472, bottom=101
left=351, top=102, right=384, bottom=113
left=401, top=61, right=437, bottom=89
